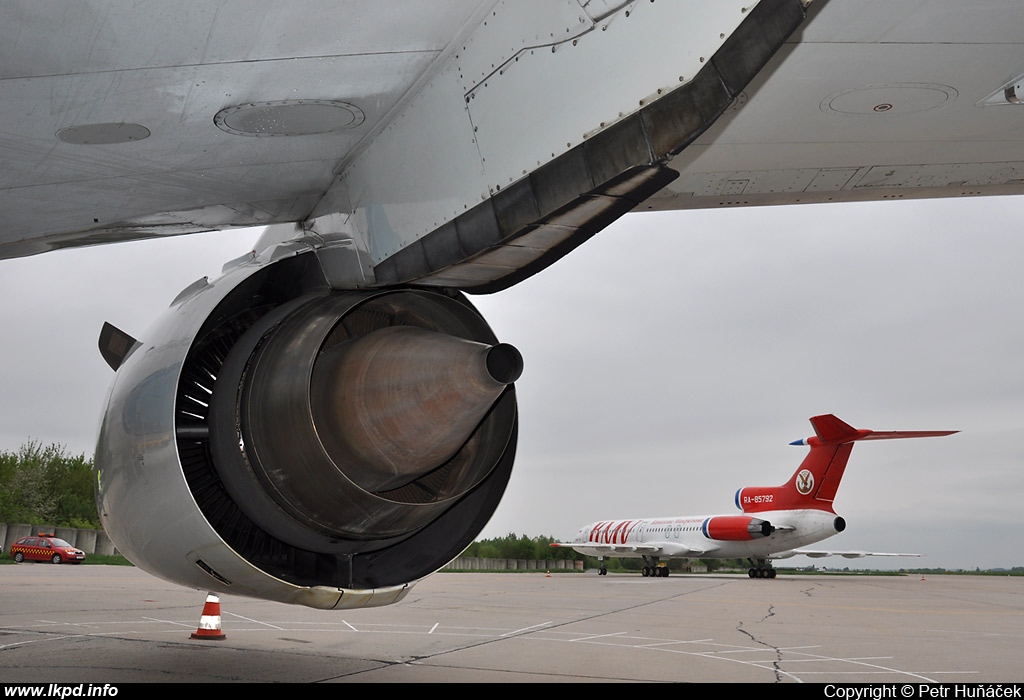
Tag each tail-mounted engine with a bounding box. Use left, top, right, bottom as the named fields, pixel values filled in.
left=702, top=515, right=775, bottom=541
left=95, top=251, right=521, bottom=608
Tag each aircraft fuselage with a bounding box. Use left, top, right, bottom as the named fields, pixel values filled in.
left=565, top=509, right=843, bottom=561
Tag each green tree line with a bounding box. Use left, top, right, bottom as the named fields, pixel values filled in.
left=0, top=441, right=100, bottom=529
left=461, top=533, right=577, bottom=561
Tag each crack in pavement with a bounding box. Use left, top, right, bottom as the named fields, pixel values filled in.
left=737, top=603, right=784, bottom=683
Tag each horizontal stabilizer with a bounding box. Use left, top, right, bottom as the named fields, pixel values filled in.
left=809, top=414, right=861, bottom=443
left=790, top=414, right=958, bottom=446
left=856, top=430, right=960, bottom=441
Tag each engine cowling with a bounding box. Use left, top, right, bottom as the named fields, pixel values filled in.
left=702, top=515, right=775, bottom=541
left=94, top=250, right=521, bottom=609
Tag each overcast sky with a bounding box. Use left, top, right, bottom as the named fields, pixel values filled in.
left=2, top=195, right=1021, bottom=570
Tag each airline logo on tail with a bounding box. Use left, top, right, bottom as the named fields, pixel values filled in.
left=795, top=470, right=813, bottom=495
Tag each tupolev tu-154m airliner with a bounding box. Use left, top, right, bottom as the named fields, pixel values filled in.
left=552, top=414, right=956, bottom=578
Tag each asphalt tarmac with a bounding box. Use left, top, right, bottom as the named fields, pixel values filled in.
left=0, top=565, right=1021, bottom=683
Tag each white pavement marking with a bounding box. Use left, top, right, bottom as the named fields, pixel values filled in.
left=224, top=611, right=284, bottom=630
left=500, top=621, right=553, bottom=637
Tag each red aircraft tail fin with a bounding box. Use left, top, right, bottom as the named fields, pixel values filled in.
left=736, top=415, right=956, bottom=513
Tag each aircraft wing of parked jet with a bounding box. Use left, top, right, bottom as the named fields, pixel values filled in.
left=551, top=414, right=954, bottom=578
left=772, top=550, right=921, bottom=559
left=0, top=1, right=999, bottom=607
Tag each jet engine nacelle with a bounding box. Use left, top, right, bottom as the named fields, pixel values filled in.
left=94, top=249, right=521, bottom=610
left=701, top=515, right=774, bottom=541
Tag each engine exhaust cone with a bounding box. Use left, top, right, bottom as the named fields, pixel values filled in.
left=486, top=343, right=524, bottom=385
left=311, top=326, right=522, bottom=491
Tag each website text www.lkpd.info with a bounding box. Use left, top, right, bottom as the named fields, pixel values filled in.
left=4, top=686, right=117, bottom=698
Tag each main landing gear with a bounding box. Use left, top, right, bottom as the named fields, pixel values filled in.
left=641, top=555, right=669, bottom=577
left=747, top=558, right=777, bottom=579
left=594, top=556, right=670, bottom=577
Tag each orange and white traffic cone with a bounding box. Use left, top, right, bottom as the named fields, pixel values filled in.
left=190, top=592, right=227, bottom=640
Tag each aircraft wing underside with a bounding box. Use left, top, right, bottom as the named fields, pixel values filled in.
left=557, top=543, right=918, bottom=560
left=4, top=0, right=1022, bottom=292
left=771, top=550, right=921, bottom=559
left=552, top=541, right=711, bottom=557
left=1, top=0, right=796, bottom=287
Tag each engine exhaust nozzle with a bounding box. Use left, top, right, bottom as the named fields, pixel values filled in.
left=311, top=326, right=522, bottom=491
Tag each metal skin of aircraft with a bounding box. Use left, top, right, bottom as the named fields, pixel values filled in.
left=551, top=415, right=957, bottom=579
left=1, top=1, right=1019, bottom=609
